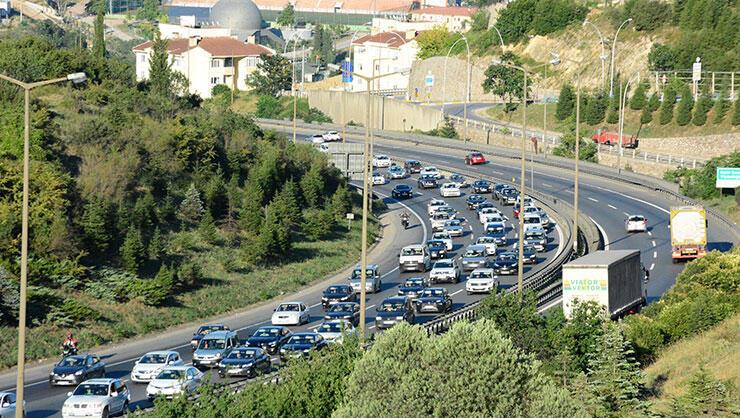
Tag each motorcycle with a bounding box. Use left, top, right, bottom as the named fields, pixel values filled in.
left=62, top=342, right=78, bottom=358
left=401, top=217, right=409, bottom=230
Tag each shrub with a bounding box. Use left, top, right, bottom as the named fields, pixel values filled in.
left=659, top=85, right=677, bottom=125
left=691, top=91, right=713, bottom=126
left=177, top=183, right=205, bottom=227
left=733, top=97, right=740, bottom=126
left=531, top=0, right=588, bottom=35
left=255, top=95, right=282, bottom=119
left=629, top=82, right=648, bottom=110
left=120, top=227, right=146, bottom=273
left=648, top=43, right=676, bottom=71
left=675, top=85, right=694, bottom=126
left=176, top=261, right=203, bottom=290
left=648, top=91, right=661, bottom=111
left=584, top=91, right=608, bottom=125
left=625, top=0, right=672, bottom=31
left=56, top=298, right=102, bottom=322
left=712, top=90, right=729, bottom=124
left=128, top=266, right=174, bottom=306
left=302, top=208, right=335, bottom=240
left=640, top=105, right=654, bottom=124
left=555, top=83, right=575, bottom=121
left=211, top=84, right=231, bottom=98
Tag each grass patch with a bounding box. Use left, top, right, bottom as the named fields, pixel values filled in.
left=703, top=194, right=740, bottom=224
left=230, top=92, right=260, bottom=114
left=643, top=314, right=740, bottom=414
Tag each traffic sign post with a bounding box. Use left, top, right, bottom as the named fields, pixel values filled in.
left=425, top=71, right=434, bottom=104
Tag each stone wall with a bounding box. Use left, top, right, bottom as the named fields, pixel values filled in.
left=637, top=133, right=739, bottom=160
left=407, top=56, right=499, bottom=103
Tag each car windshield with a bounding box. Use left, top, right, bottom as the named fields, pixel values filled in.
left=253, top=328, right=279, bottom=337
left=488, top=226, right=505, bottom=234
left=477, top=237, right=495, bottom=244
left=421, top=175, right=435, bottom=180
left=629, top=216, right=645, bottom=222
left=58, top=357, right=85, bottom=367
left=435, top=260, right=453, bottom=268
left=318, top=323, right=344, bottom=333
left=352, top=268, right=375, bottom=279
left=404, top=279, right=424, bottom=287
left=325, top=286, right=347, bottom=295
left=422, top=289, right=444, bottom=297
left=475, top=180, right=488, bottom=185
left=378, top=301, right=405, bottom=312
left=525, top=231, right=545, bottom=239
left=277, top=304, right=301, bottom=312
left=139, top=354, right=167, bottom=364
left=499, top=253, right=517, bottom=261
left=395, top=185, right=410, bottom=190
left=465, top=249, right=485, bottom=257
left=287, top=335, right=316, bottom=344
left=198, top=339, right=226, bottom=350
left=423, top=167, right=437, bottom=172
left=402, top=247, right=423, bottom=256
left=433, top=233, right=449, bottom=240
left=72, top=383, right=108, bottom=397
left=432, top=213, right=450, bottom=221
left=330, top=304, right=355, bottom=313
left=469, top=271, right=492, bottom=279
left=227, top=350, right=256, bottom=360
left=471, top=153, right=482, bottom=157
left=427, top=240, right=444, bottom=248
left=524, top=217, right=541, bottom=224
left=430, top=200, right=444, bottom=207
left=157, top=369, right=185, bottom=380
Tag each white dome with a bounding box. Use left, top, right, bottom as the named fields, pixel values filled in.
left=210, top=0, right=263, bottom=39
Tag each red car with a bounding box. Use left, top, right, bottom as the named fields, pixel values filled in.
left=465, top=152, right=486, bottom=165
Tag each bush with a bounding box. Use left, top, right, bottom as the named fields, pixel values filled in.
left=648, top=43, right=676, bottom=71
left=640, top=104, right=654, bottom=124
left=630, top=82, right=648, bottom=110
left=659, top=85, right=677, bottom=125
left=712, top=90, right=729, bottom=124
left=691, top=91, right=713, bottom=126
left=625, top=0, right=672, bottom=31
left=675, top=86, right=694, bottom=126
left=584, top=91, right=608, bottom=125
left=120, top=227, right=146, bottom=273
left=211, top=84, right=231, bottom=98
left=302, top=208, right=335, bottom=240
left=176, top=261, right=203, bottom=290
left=127, top=266, right=174, bottom=306
left=555, top=83, right=575, bottom=121
left=648, top=91, right=661, bottom=111
left=255, top=95, right=282, bottom=119
left=531, top=0, right=589, bottom=36
left=55, top=298, right=102, bottom=322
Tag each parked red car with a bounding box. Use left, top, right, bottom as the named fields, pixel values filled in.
left=465, top=152, right=486, bottom=165
left=592, top=129, right=638, bottom=148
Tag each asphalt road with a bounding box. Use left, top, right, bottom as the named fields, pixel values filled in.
left=3, top=159, right=563, bottom=417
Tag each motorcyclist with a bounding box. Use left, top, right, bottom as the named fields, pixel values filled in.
left=62, top=332, right=78, bottom=356
left=400, top=211, right=410, bottom=228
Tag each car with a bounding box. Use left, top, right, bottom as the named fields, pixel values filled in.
left=420, top=166, right=442, bottom=179
left=50, top=355, right=105, bottom=386
left=217, top=347, right=272, bottom=378
left=625, top=215, right=648, bottom=232
left=348, top=263, right=382, bottom=293
left=429, top=258, right=460, bottom=284
left=466, top=268, right=498, bottom=294
left=523, top=227, right=547, bottom=252
left=443, top=219, right=465, bottom=237
left=485, top=221, right=508, bottom=245
left=500, top=188, right=518, bottom=205
left=372, top=154, right=392, bottom=168
left=492, top=251, right=518, bottom=275
left=493, top=183, right=511, bottom=200
left=374, top=297, right=415, bottom=330
left=131, top=351, right=184, bottom=383
left=321, top=284, right=357, bottom=309
left=515, top=195, right=534, bottom=208
left=316, top=320, right=358, bottom=344
left=477, top=206, right=502, bottom=224
left=427, top=239, right=448, bottom=259
left=481, top=213, right=506, bottom=226
left=62, top=379, right=130, bottom=418
left=417, top=174, right=438, bottom=189
left=146, top=366, right=203, bottom=400
left=0, top=392, right=25, bottom=418
left=391, top=184, right=413, bottom=199
left=476, top=201, right=496, bottom=211
left=397, top=277, right=429, bottom=299
left=317, top=143, right=330, bottom=153
left=431, top=211, right=453, bottom=232
left=448, top=173, right=467, bottom=188
left=511, top=243, right=538, bottom=264
left=192, top=330, right=239, bottom=368
left=371, top=171, right=387, bottom=185
left=399, top=244, right=431, bottom=272
left=427, top=199, right=447, bottom=216
left=388, top=165, right=408, bottom=179
left=475, top=236, right=498, bottom=256
left=431, top=231, right=453, bottom=251
left=310, top=134, right=325, bottom=144
left=271, top=302, right=311, bottom=326
left=323, top=302, right=361, bottom=326
left=415, top=288, right=453, bottom=313
left=461, top=245, right=489, bottom=271
left=464, top=151, right=486, bottom=165
left=472, top=179, right=493, bottom=193
left=439, top=182, right=461, bottom=197
left=433, top=205, right=458, bottom=219
left=538, top=209, right=552, bottom=228
left=190, top=324, right=229, bottom=350
left=279, top=332, right=328, bottom=361
left=515, top=204, right=540, bottom=219
left=404, top=160, right=423, bottom=173
left=523, top=213, right=544, bottom=233
left=246, top=326, right=292, bottom=354
left=466, top=194, right=487, bottom=209
left=322, top=131, right=341, bottom=142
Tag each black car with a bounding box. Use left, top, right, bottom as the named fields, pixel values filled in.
left=417, top=174, right=438, bottom=189
left=190, top=324, right=229, bottom=350
left=415, top=288, right=453, bottom=313
left=426, top=240, right=448, bottom=259
left=49, top=354, right=105, bottom=386
left=449, top=173, right=468, bottom=188
left=466, top=194, right=487, bottom=210
left=512, top=244, right=538, bottom=264
left=321, top=284, right=356, bottom=309
left=472, top=179, right=493, bottom=194
left=323, top=302, right=361, bottom=326
left=397, top=277, right=428, bottom=299
left=492, top=251, right=519, bottom=275
left=493, top=183, right=512, bottom=200
left=476, top=201, right=495, bottom=212
left=391, top=184, right=413, bottom=199
left=404, top=160, right=422, bottom=174
left=279, top=333, right=327, bottom=361
left=218, top=347, right=272, bottom=378
left=500, top=188, right=519, bottom=205
left=246, top=326, right=292, bottom=354
left=375, top=297, right=415, bottom=329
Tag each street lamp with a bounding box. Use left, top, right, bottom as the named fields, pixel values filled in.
left=582, top=19, right=607, bottom=89
left=525, top=56, right=558, bottom=192
left=0, top=71, right=86, bottom=418
left=617, top=71, right=640, bottom=174
left=284, top=35, right=304, bottom=144
left=441, top=34, right=471, bottom=141
left=609, top=18, right=632, bottom=97
left=491, top=25, right=505, bottom=49
left=342, top=30, right=367, bottom=143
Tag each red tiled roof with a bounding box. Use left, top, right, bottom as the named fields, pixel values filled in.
left=132, top=38, right=191, bottom=54
left=411, top=6, right=477, bottom=17
left=132, top=37, right=273, bottom=57
left=355, top=31, right=413, bottom=48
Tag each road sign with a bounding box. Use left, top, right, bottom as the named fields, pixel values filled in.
left=425, top=71, right=434, bottom=87
left=692, top=58, right=702, bottom=81
left=716, top=167, right=740, bottom=188
left=341, top=60, right=353, bottom=83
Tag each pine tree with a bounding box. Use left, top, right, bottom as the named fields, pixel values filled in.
left=606, top=94, right=619, bottom=124
left=148, top=29, right=172, bottom=97
left=302, top=208, right=334, bottom=240
left=584, top=91, right=608, bottom=125
left=204, top=174, right=228, bottom=221
left=555, top=83, right=575, bottom=121
left=640, top=105, right=653, bottom=125
left=301, top=162, right=324, bottom=208
left=92, top=0, right=106, bottom=61
left=273, top=180, right=301, bottom=229
left=178, top=183, right=204, bottom=227
left=691, top=88, right=713, bottom=126
left=436, top=117, right=459, bottom=138
left=120, top=227, right=146, bottom=273
left=676, top=85, right=694, bottom=126
left=629, top=83, right=647, bottom=110
left=712, top=89, right=729, bottom=125
left=320, top=28, right=335, bottom=65
left=250, top=201, right=291, bottom=263
left=148, top=227, right=165, bottom=260
left=80, top=197, right=115, bottom=254
left=329, top=185, right=352, bottom=221
left=132, top=193, right=158, bottom=238
left=659, top=86, right=677, bottom=125
left=198, top=211, right=218, bottom=243
left=240, top=179, right=264, bottom=235
left=647, top=91, right=661, bottom=111
left=732, top=96, right=740, bottom=126
left=670, top=367, right=733, bottom=417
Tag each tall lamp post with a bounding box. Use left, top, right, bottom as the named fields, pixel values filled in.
left=582, top=19, right=607, bottom=89
left=526, top=60, right=556, bottom=192
left=609, top=18, right=632, bottom=98
left=342, top=30, right=366, bottom=143
left=441, top=34, right=471, bottom=140
left=0, top=72, right=87, bottom=418
left=617, top=71, right=640, bottom=174
left=283, top=35, right=303, bottom=144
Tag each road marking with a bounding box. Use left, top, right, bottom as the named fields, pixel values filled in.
left=450, top=289, right=464, bottom=297
left=588, top=197, right=599, bottom=202
left=564, top=190, right=574, bottom=194
left=592, top=185, right=670, bottom=214
left=491, top=170, right=505, bottom=175
left=649, top=263, right=655, bottom=270
left=366, top=304, right=376, bottom=310
left=368, top=325, right=376, bottom=330
left=589, top=216, right=610, bottom=250
left=608, top=204, right=618, bottom=210
left=647, top=230, right=652, bottom=236
left=623, top=212, right=630, bottom=217
left=541, top=183, right=553, bottom=188
left=653, top=251, right=657, bottom=258
left=651, top=240, right=656, bottom=247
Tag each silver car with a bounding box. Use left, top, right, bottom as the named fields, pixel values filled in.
left=0, top=392, right=24, bottom=418
left=192, top=331, right=239, bottom=368
left=443, top=219, right=465, bottom=237
left=348, top=264, right=382, bottom=293
left=146, top=366, right=203, bottom=400
left=461, top=245, right=489, bottom=271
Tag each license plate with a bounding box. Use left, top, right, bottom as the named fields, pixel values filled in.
left=227, top=369, right=242, bottom=374
left=384, top=320, right=396, bottom=325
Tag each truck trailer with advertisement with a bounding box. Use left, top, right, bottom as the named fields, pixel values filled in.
left=670, top=206, right=707, bottom=262
left=562, top=250, right=646, bottom=319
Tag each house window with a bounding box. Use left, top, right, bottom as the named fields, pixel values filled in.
left=210, top=77, right=220, bottom=85
left=224, top=57, right=233, bottom=67
left=211, top=59, right=221, bottom=68
left=138, top=54, right=146, bottom=63
left=244, top=57, right=257, bottom=67
left=173, top=57, right=182, bottom=67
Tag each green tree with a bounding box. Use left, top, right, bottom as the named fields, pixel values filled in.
left=733, top=96, right=740, bottom=126
left=436, top=116, right=459, bottom=138
left=178, top=183, right=204, bottom=227
left=630, top=82, right=648, bottom=110
left=495, top=0, right=538, bottom=43
left=276, top=3, right=295, bottom=27
left=301, top=208, right=334, bottom=240
left=531, top=0, right=588, bottom=36
left=625, top=0, right=673, bottom=31
left=606, top=94, right=620, bottom=124
left=320, top=26, right=335, bottom=65
left=415, top=27, right=458, bottom=59
left=555, top=83, right=575, bottom=121
left=136, top=0, right=160, bottom=21
left=670, top=367, right=735, bottom=417
left=272, top=180, right=301, bottom=229
left=120, top=227, right=146, bottom=273
left=328, top=185, right=352, bottom=221
left=148, top=29, right=172, bottom=97
left=470, top=9, right=489, bottom=32
left=300, top=161, right=324, bottom=208
left=559, top=301, right=607, bottom=373
left=204, top=174, right=228, bottom=220
left=584, top=91, right=608, bottom=125
left=648, top=43, right=676, bottom=71
left=692, top=88, right=713, bottom=126
left=712, top=89, right=729, bottom=124
left=640, top=103, right=654, bottom=124
left=246, top=54, right=292, bottom=97
left=198, top=211, right=218, bottom=243
left=659, top=85, right=677, bottom=125
left=482, top=52, right=530, bottom=116
left=225, top=174, right=241, bottom=223
left=132, top=193, right=158, bottom=238
left=250, top=201, right=291, bottom=263
left=676, top=85, right=694, bottom=126
left=80, top=197, right=115, bottom=254
left=648, top=91, right=661, bottom=111
left=92, top=0, right=106, bottom=61
left=240, top=179, right=264, bottom=235
left=148, top=227, right=165, bottom=260
left=255, top=95, right=282, bottom=118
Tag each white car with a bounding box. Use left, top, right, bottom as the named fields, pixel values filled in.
left=399, top=244, right=431, bottom=272
left=315, top=320, right=357, bottom=344
left=519, top=205, right=540, bottom=219
left=271, top=302, right=311, bottom=326
left=310, top=134, right=325, bottom=144
left=625, top=215, right=648, bottom=232
left=373, top=155, right=392, bottom=168
left=481, top=213, right=506, bottom=226
left=427, top=199, right=447, bottom=216
left=478, top=207, right=502, bottom=224
left=432, top=231, right=453, bottom=251
left=317, top=143, right=330, bottom=153
left=146, top=366, right=203, bottom=400
left=475, top=236, right=498, bottom=256
left=62, top=378, right=130, bottom=418
left=429, top=258, right=460, bottom=284
left=431, top=211, right=453, bottom=232
left=420, top=166, right=442, bottom=179
left=439, top=183, right=461, bottom=198
left=522, top=213, right=543, bottom=233
left=131, top=351, right=184, bottom=383
left=0, top=392, right=25, bottom=418
left=371, top=171, right=387, bottom=185
left=466, top=268, right=499, bottom=294
left=322, top=131, right=341, bottom=142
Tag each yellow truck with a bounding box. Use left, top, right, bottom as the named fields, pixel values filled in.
left=670, top=206, right=707, bottom=262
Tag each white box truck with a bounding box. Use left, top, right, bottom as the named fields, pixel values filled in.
left=670, top=206, right=707, bottom=263
left=562, top=250, right=646, bottom=319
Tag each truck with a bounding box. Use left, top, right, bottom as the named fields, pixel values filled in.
left=561, top=250, right=646, bottom=320
left=591, top=128, right=638, bottom=148
left=669, top=206, right=707, bottom=262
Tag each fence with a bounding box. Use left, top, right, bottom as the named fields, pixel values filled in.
left=652, top=70, right=739, bottom=101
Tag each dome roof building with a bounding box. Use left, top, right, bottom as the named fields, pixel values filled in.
left=167, top=0, right=264, bottom=40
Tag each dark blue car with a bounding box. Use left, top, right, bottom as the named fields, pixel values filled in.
left=323, top=302, right=360, bottom=326
left=218, top=347, right=272, bottom=378
left=279, top=333, right=327, bottom=361
left=375, top=297, right=415, bottom=330
left=49, top=354, right=105, bottom=386
left=391, top=184, right=413, bottom=199
left=246, top=326, right=292, bottom=355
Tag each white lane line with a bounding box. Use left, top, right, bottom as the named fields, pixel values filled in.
left=589, top=216, right=610, bottom=250
left=555, top=223, right=564, bottom=258
left=608, top=204, right=618, bottom=210
left=653, top=251, right=657, bottom=258
left=491, top=170, right=505, bottom=175
left=592, top=185, right=670, bottom=214
left=649, top=263, right=655, bottom=270
left=588, top=197, right=599, bottom=202
left=651, top=240, right=656, bottom=247
left=450, top=289, right=464, bottom=297
left=375, top=190, right=428, bottom=244
left=308, top=323, right=322, bottom=330
left=541, top=183, right=553, bottom=188
left=564, top=189, right=574, bottom=194
left=647, top=230, right=652, bottom=236
left=366, top=304, right=376, bottom=310
left=623, top=212, right=630, bottom=217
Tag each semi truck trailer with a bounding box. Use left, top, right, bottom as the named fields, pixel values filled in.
left=670, top=206, right=707, bottom=262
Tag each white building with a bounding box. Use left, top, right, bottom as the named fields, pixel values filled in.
left=0, top=0, right=10, bottom=18
left=350, top=31, right=419, bottom=93
left=133, top=36, right=273, bottom=99
left=410, top=6, right=477, bottom=32
left=371, top=17, right=438, bottom=35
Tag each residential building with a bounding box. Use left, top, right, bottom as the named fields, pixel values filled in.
left=371, top=17, right=437, bottom=35
left=350, top=31, right=419, bottom=93
left=0, top=0, right=10, bottom=18
left=253, top=0, right=418, bottom=26
left=410, top=6, right=477, bottom=32
left=133, top=36, right=274, bottom=99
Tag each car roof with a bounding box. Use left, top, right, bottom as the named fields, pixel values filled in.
left=383, top=296, right=409, bottom=303
left=466, top=244, right=488, bottom=251
left=322, top=319, right=352, bottom=325
left=256, top=325, right=287, bottom=330
left=142, top=350, right=179, bottom=356
left=525, top=227, right=546, bottom=233
left=291, top=332, right=319, bottom=337
left=199, top=323, right=226, bottom=327
left=279, top=301, right=305, bottom=306
left=471, top=268, right=495, bottom=273
left=354, top=263, right=379, bottom=269
left=202, top=330, right=234, bottom=338
left=424, top=287, right=447, bottom=292
left=81, top=378, right=118, bottom=384
left=394, top=184, right=411, bottom=187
